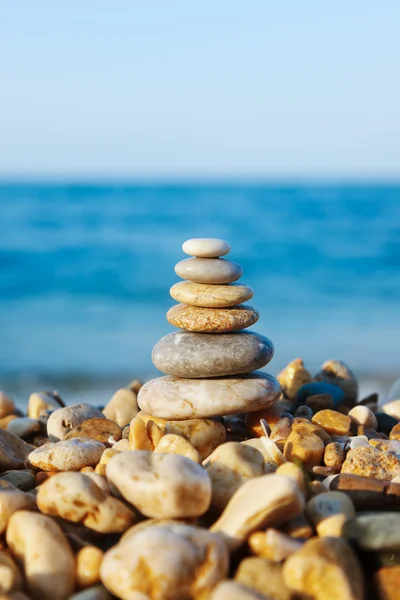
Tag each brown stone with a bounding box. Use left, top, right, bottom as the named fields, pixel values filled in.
left=324, top=442, right=345, bottom=467
left=331, top=473, right=400, bottom=510
left=277, top=358, right=313, bottom=401
left=0, top=430, right=35, bottom=471
left=312, top=409, right=351, bottom=435
left=341, top=446, right=400, bottom=481
left=64, top=418, right=122, bottom=446
left=245, top=404, right=285, bottom=437
left=374, top=565, right=400, bottom=600
left=283, top=428, right=324, bottom=469
left=292, top=420, right=331, bottom=445
left=306, top=393, right=334, bottom=413
left=166, top=303, right=259, bottom=333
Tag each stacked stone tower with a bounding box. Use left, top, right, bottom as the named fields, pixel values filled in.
left=137, top=238, right=280, bottom=420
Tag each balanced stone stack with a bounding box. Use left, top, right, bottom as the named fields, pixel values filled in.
left=138, top=238, right=281, bottom=419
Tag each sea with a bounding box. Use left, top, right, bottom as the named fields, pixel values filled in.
left=0, top=182, right=399, bottom=408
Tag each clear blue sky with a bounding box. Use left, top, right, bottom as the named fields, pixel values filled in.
left=1, top=1, right=399, bottom=179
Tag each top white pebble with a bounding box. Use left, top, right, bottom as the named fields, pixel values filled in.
left=182, top=238, right=231, bottom=258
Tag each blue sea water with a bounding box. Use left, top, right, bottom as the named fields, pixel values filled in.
left=0, top=182, right=399, bottom=406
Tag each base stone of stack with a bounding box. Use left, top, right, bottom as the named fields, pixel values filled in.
left=137, top=371, right=281, bottom=419
left=152, top=331, right=274, bottom=378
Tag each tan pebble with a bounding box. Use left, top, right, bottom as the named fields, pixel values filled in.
left=315, top=360, right=358, bottom=406
left=283, top=536, right=364, bottom=600
left=282, top=513, right=314, bottom=539
left=240, top=439, right=278, bottom=471
left=324, top=441, right=345, bottom=467
left=94, top=464, right=107, bottom=476
left=276, top=461, right=307, bottom=497
left=6, top=510, right=75, bottom=600
left=0, top=551, right=23, bottom=594
left=0, top=430, right=35, bottom=471
left=209, top=580, right=266, bottom=600
left=165, top=418, right=226, bottom=459
left=106, top=450, right=212, bottom=518
left=383, top=400, right=400, bottom=420
left=306, top=491, right=356, bottom=537
left=135, top=411, right=168, bottom=430
left=167, top=303, right=259, bottom=333
left=210, top=474, right=305, bottom=550
left=28, top=438, right=105, bottom=471
left=348, top=405, right=378, bottom=429
left=102, top=388, right=139, bottom=427
left=76, top=546, right=104, bottom=589
left=277, top=358, right=314, bottom=401
left=146, top=419, right=164, bottom=448
left=99, top=448, right=120, bottom=465
left=0, top=392, right=16, bottom=419
left=64, top=418, right=122, bottom=446
left=170, top=280, right=254, bottom=308
left=369, top=439, right=390, bottom=451
left=306, top=393, right=334, bottom=412
left=0, top=414, right=19, bottom=430
left=245, top=404, right=284, bottom=437
left=390, top=423, right=400, bottom=441
left=128, top=415, right=153, bottom=451
left=100, top=522, right=229, bottom=599
left=341, top=445, right=400, bottom=480
left=235, top=556, right=293, bottom=600
left=374, top=565, right=400, bottom=600
left=310, top=480, right=328, bottom=495
left=203, top=441, right=265, bottom=512
left=7, top=418, right=41, bottom=438
left=248, top=528, right=303, bottom=561
left=291, top=420, right=331, bottom=444
left=154, top=434, right=202, bottom=463
left=27, top=390, right=64, bottom=419
left=37, top=472, right=136, bottom=533
left=112, top=438, right=129, bottom=451
left=312, top=409, right=351, bottom=436
left=283, top=428, right=324, bottom=469
left=47, top=403, right=105, bottom=442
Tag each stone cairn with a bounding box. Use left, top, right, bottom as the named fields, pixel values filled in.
left=138, top=237, right=281, bottom=421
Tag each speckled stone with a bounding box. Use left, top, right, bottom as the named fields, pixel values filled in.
left=182, top=238, right=231, bottom=257
left=138, top=372, right=281, bottom=419
left=170, top=281, right=254, bottom=308
left=166, top=304, right=259, bottom=333
left=175, top=257, right=243, bottom=284
left=28, top=438, right=105, bottom=472
left=152, top=331, right=274, bottom=378
left=341, top=445, right=400, bottom=481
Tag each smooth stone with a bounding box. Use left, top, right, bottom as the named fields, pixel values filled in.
left=0, top=391, right=16, bottom=419
left=348, top=405, right=378, bottom=429
left=166, top=303, right=259, bottom=333
left=283, top=428, right=324, bottom=469
left=102, top=388, right=139, bottom=427
left=138, top=372, right=281, bottom=419
left=277, top=358, right=314, bottom=401
left=152, top=331, right=274, bottom=378
left=374, top=566, right=400, bottom=600
left=0, top=551, right=23, bottom=594
left=64, top=418, right=122, bottom=446
left=248, top=529, right=303, bottom=562
left=306, top=491, right=356, bottom=537
left=154, top=434, right=202, bottom=463
left=47, top=403, right=105, bottom=442
left=312, top=409, right=351, bottom=435
left=175, top=257, right=243, bottom=284
left=0, top=470, right=36, bottom=491
left=296, top=382, right=345, bottom=408
left=235, top=557, right=293, bottom=600
left=106, top=450, right=212, bottom=518
left=341, top=445, right=400, bottom=480
left=324, top=441, right=345, bottom=467
left=7, top=418, right=41, bottom=438
left=100, top=523, right=229, bottom=600
left=383, top=400, right=400, bottom=421
left=6, top=510, right=75, bottom=600
left=76, top=546, right=104, bottom=589
left=170, top=281, right=254, bottom=308
left=164, top=418, right=226, bottom=459
left=27, top=390, right=64, bottom=419
left=315, top=360, right=358, bottom=406
left=28, top=438, right=105, bottom=471
left=0, top=430, right=35, bottom=471
left=344, top=513, right=400, bottom=552
left=0, top=484, right=36, bottom=534
left=182, top=237, right=231, bottom=258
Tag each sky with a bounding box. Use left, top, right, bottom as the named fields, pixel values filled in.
left=1, top=2, right=400, bottom=180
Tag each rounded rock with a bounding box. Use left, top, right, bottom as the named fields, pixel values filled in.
left=164, top=418, right=226, bottom=459
left=0, top=392, right=16, bottom=419
left=28, top=438, right=105, bottom=471
left=102, top=388, right=139, bottom=427
left=348, top=405, right=378, bottom=429
left=277, top=359, right=314, bottom=401
left=0, top=484, right=36, bottom=534
left=154, top=434, right=202, bottom=463
left=47, top=403, right=105, bottom=442
left=182, top=237, right=231, bottom=257
left=27, top=390, right=64, bottom=420
left=7, top=418, right=41, bottom=439
left=138, top=372, right=281, bottom=420
left=0, top=551, right=23, bottom=594
left=170, top=281, right=254, bottom=308
left=167, top=303, right=259, bottom=333
left=315, top=360, right=358, bottom=406
left=64, top=418, right=122, bottom=446
left=0, top=430, right=35, bottom=471
left=175, top=257, right=243, bottom=284
left=152, top=331, right=274, bottom=378
left=76, top=547, right=104, bottom=589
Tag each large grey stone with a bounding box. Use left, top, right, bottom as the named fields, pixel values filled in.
left=152, top=331, right=274, bottom=378
left=344, top=512, right=400, bottom=552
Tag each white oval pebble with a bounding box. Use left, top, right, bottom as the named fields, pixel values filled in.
left=175, top=257, right=243, bottom=284
left=182, top=238, right=231, bottom=258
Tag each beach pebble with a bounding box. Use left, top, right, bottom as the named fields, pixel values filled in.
left=154, top=434, right=202, bottom=463
left=182, top=237, right=231, bottom=257
left=170, top=281, right=254, bottom=308
left=315, top=360, right=358, bottom=406
left=28, top=438, right=105, bottom=471
left=270, top=417, right=292, bottom=449
left=0, top=551, right=23, bottom=594
left=235, top=557, right=293, bottom=600
left=106, top=450, right=212, bottom=518
left=374, top=565, right=400, bottom=600
left=0, top=484, right=36, bottom=534
left=167, top=303, right=259, bottom=333
left=350, top=435, right=369, bottom=450
left=64, top=417, right=122, bottom=446
left=37, top=471, right=136, bottom=533
left=47, top=403, right=105, bottom=442
left=75, top=546, right=104, bottom=589
left=390, top=423, right=400, bottom=440
left=312, top=409, right=351, bottom=435
left=283, top=536, right=364, bottom=600
left=292, top=419, right=331, bottom=444
left=102, top=388, right=139, bottom=427
left=240, top=439, right=278, bottom=470
left=6, top=417, right=41, bottom=438
left=27, top=390, right=64, bottom=419
left=245, top=403, right=285, bottom=437
left=283, top=428, right=324, bottom=469
left=69, top=586, right=111, bottom=600
left=306, top=491, right=356, bottom=537
left=0, top=414, right=19, bottom=430
left=276, top=461, right=307, bottom=497
left=306, top=393, right=334, bottom=412
left=348, top=405, right=378, bottom=429
left=100, top=522, right=229, bottom=600
left=0, top=430, right=35, bottom=471
left=342, top=445, right=400, bottom=480
left=6, top=510, right=75, bottom=600
left=203, top=442, right=266, bottom=512
left=209, top=581, right=266, bottom=600
left=277, top=358, right=313, bottom=401
left=138, top=372, right=281, bottom=419
left=210, top=474, right=304, bottom=550
left=248, top=528, right=303, bottom=561
left=344, top=512, right=400, bottom=552
left=383, top=400, right=400, bottom=421
left=0, top=470, right=35, bottom=491
left=175, top=257, right=243, bottom=284
left=165, top=418, right=226, bottom=459
left=297, top=382, right=345, bottom=408
left=128, top=415, right=156, bottom=451
left=324, top=441, right=345, bottom=467
left=152, top=331, right=274, bottom=378
left=0, top=392, right=16, bottom=419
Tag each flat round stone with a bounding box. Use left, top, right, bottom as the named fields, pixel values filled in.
left=182, top=238, right=231, bottom=258
left=175, top=258, right=243, bottom=284
left=137, top=372, right=281, bottom=419
left=152, top=331, right=274, bottom=378
left=166, top=304, right=259, bottom=333
left=170, top=281, right=254, bottom=308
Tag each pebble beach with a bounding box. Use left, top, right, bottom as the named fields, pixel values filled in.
left=1, top=237, right=400, bottom=600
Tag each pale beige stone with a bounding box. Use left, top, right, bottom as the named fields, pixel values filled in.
left=76, top=546, right=104, bottom=589
left=128, top=415, right=164, bottom=451
left=203, top=442, right=266, bottom=512
left=0, top=430, right=35, bottom=471
left=0, top=484, right=36, bottom=534
left=182, top=238, right=231, bottom=257
left=348, top=405, right=378, bottom=429
left=100, top=522, right=229, bottom=600
left=27, top=390, right=64, bottom=420
left=175, top=257, right=243, bottom=284
left=0, top=392, right=16, bottom=419
left=248, top=529, right=303, bottom=561
left=383, top=400, right=400, bottom=420
left=6, top=510, right=75, bottom=600
left=165, top=418, right=226, bottom=459
left=170, top=281, right=254, bottom=308
left=28, top=438, right=105, bottom=471
left=209, top=581, right=266, bottom=600
left=235, top=557, right=293, bottom=600
left=210, top=474, right=305, bottom=550
left=276, top=462, right=307, bottom=497
left=102, top=388, right=139, bottom=427
left=240, top=439, right=278, bottom=471
left=306, top=491, right=356, bottom=537
left=135, top=411, right=169, bottom=430
left=81, top=470, right=111, bottom=495
left=106, top=450, right=212, bottom=518
left=112, top=438, right=130, bottom=451
left=0, top=551, right=23, bottom=593
left=167, top=303, right=259, bottom=333
left=154, top=434, right=202, bottom=463
left=37, top=472, right=136, bottom=533
left=277, top=358, right=313, bottom=401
